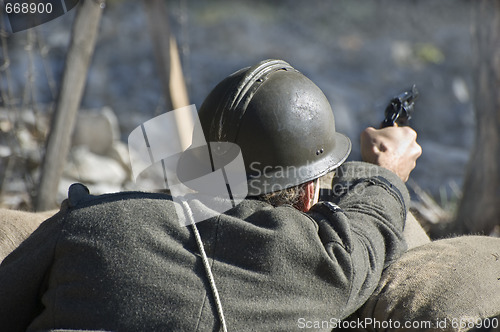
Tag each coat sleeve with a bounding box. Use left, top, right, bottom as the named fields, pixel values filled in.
left=0, top=205, right=67, bottom=332
left=309, top=161, right=409, bottom=318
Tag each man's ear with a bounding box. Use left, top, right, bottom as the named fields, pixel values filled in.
left=299, top=181, right=316, bottom=213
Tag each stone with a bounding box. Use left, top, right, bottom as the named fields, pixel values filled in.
left=64, top=145, right=127, bottom=185
left=72, top=106, right=120, bottom=155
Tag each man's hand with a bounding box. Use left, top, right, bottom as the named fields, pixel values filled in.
left=360, top=126, right=422, bottom=182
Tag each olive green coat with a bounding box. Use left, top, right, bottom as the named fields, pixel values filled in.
left=0, top=162, right=408, bottom=331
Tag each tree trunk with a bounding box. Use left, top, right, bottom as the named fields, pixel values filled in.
left=143, top=0, right=173, bottom=112
left=456, top=0, right=500, bottom=234
left=143, top=0, right=191, bottom=150
left=35, top=0, right=103, bottom=211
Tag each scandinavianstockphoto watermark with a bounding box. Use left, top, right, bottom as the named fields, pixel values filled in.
left=297, top=317, right=433, bottom=330
left=247, top=160, right=382, bottom=197
left=127, top=105, right=248, bottom=227
left=297, top=317, right=499, bottom=330
left=127, top=105, right=378, bottom=226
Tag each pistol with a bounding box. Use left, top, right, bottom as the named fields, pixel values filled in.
left=381, top=85, right=419, bottom=127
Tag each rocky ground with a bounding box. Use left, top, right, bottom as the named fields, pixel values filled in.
left=0, top=0, right=477, bottom=230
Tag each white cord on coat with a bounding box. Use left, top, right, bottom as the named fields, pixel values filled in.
left=181, top=200, right=228, bottom=332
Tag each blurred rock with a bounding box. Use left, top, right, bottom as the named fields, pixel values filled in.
left=0, top=118, right=13, bottom=133
left=0, top=145, right=11, bottom=158
left=24, top=149, right=44, bottom=172
left=0, top=192, right=32, bottom=210
left=72, top=106, right=120, bottom=155
left=391, top=41, right=413, bottom=65
left=55, top=107, right=133, bottom=202
left=107, top=141, right=132, bottom=177
left=17, top=127, right=38, bottom=151
left=64, top=145, right=127, bottom=185
left=20, top=109, right=48, bottom=135
left=452, top=77, right=470, bottom=103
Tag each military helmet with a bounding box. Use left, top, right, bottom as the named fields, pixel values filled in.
left=198, top=59, right=351, bottom=196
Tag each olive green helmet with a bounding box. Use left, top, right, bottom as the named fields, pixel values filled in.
left=198, top=59, right=351, bottom=196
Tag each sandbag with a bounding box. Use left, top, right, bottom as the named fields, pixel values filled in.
left=0, top=209, right=57, bottom=263
left=344, top=236, right=500, bottom=331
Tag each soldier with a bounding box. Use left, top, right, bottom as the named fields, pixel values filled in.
left=0, top=59, right=421, bottom=331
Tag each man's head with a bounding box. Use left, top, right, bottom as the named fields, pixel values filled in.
left=198, top=59, right=351, bottom=210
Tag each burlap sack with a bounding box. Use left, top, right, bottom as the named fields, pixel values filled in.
left=403, top=212, right=431, bottom=249
left=345, top=236, right=500, bottom=331
left=0, top=209, right=57, bottom=263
